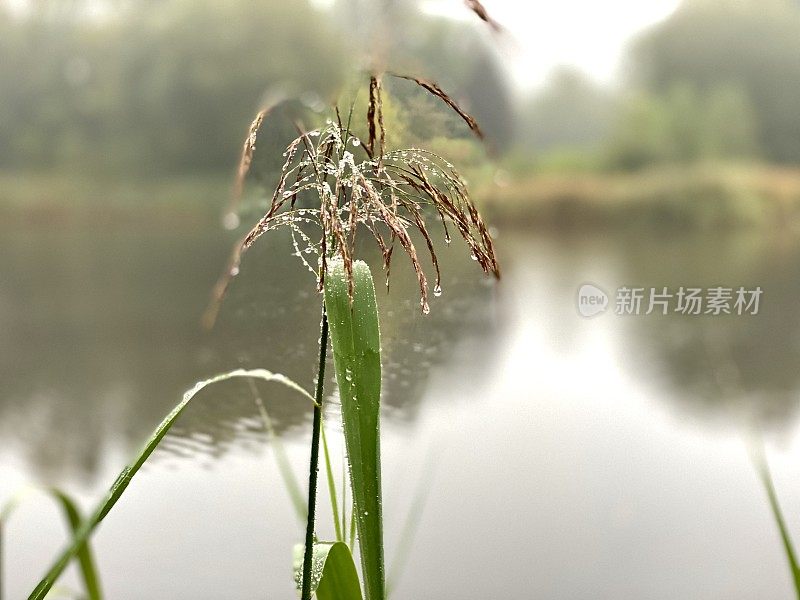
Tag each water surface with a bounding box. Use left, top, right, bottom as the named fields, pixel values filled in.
left=2, top=210, right=800, bottom=598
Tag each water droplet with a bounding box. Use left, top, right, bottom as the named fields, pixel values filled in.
left=421, top=298, right=430, bottom=315
left=230, top=266, right=240, bottom=276
left=222, top=212, right=240, bottom=230
left=351, top=138, right=361, bottom=147
left=433, top=284, right=442, bottom=297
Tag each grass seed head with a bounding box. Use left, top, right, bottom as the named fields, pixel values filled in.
left=205, top=76, right=499, bottom=327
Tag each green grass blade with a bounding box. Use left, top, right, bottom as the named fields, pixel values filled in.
left=349, top=503, right=356, bottom=550
left=49, top=489, right=103, bottom=600
left=293, top=541, right=363, bottom=600
left=28, top=368, right=315, bottom=600
left=321, top=422, right=343, bottom=543
left=1, top=487, right=103, bottom=600
left=248, top=378, right=307, bottom=522
left=341, top=452, right=348, bottom=546
left=751, top=442, right=800, bottom=598
left=324, top=259, right=385, bottom=600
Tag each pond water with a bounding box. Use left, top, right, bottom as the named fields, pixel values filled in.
left=3, top=208, right=800, bottom=599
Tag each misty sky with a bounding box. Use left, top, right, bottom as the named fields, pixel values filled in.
left=424, top=0, right=681, bottom=90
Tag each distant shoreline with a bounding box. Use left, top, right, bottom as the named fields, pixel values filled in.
left=4, top=164, right=800, bottom=232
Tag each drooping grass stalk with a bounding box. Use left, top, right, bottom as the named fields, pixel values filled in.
left=751, top=442, right=800, bottom=598
left=301, top=307, right=330, bottom=600
left=208, top=63, right=500, bottom=599
left=28, top=369, right=315, bottom=600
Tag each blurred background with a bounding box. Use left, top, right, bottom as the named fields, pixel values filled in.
left=5, top=0, right=800, bottom=598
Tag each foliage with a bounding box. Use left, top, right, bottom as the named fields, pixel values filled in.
left=324, top=259, right=384, bottom=600
left=0, top=0, right=343, bottom=174
left=1, top=486, right=103, bottom=600
left=605, top=82, right=760, bottom=170
left=0, top=0, right=513, bottom=178
left=751, top=442, right=800, bottom=599
left=27, top=369, right=316, bottom=600
left=630, top=0, right=800, bottom=163
left=293, top=541, right=364, bottom=600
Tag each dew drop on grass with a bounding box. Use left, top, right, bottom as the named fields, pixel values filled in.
left=433, top=284, right=442, bottom=297
left=229, top=266, right=240, bottom=276
left=351, top=138, right=361, bottom=147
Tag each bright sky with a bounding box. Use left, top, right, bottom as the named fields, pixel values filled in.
left=423, top=0, right=681, bottom=91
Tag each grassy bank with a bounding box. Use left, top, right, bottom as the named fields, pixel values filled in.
left=480, top=163, right=800, bottom=230
left=0, top=171, right=231, bottom=230
left=6, top=163, right=800, bottom=231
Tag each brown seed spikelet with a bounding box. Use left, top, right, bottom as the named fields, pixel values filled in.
left=389, top=73, right=484, bottom=140
left=464, top=0, right=504, bottom=33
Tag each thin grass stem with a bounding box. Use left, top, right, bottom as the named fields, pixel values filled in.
left=301, top=306, right=330, bottom=600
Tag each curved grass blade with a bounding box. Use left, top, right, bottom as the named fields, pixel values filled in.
left=28, top=369, right=316, bottom=600
left=324, top=259, right=385, bottom=600
left=321, top=422, right=343, bottom=543
left=293, top=541, right=363, bottom=600
left=751, top=442, right=800, bottom=598
left=1, top=487, right=103, bottom=600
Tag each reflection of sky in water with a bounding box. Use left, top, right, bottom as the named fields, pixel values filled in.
left=4, top=224, right=800, bottom=597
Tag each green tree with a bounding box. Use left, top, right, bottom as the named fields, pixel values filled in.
left=606, top=82, right=759, bottom=170
left=629, top=0, right=800, bottom=163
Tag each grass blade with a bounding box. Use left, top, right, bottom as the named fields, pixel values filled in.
left=751, top=442, right=800, bottom=598
left=341, top=450, right=348, bottom=546
left=28, top=368, right=315, bottom=600
left=248, top=378, right=307, bottom=522
left=387, top=448, right=439, bottom=595
left=321, top=422, right=343, bottom=542
left=294, top=541, right=363, bottom=600
left=324, top=259, right=385, bottom=600
left=1, top=487, right=103, bottom=600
